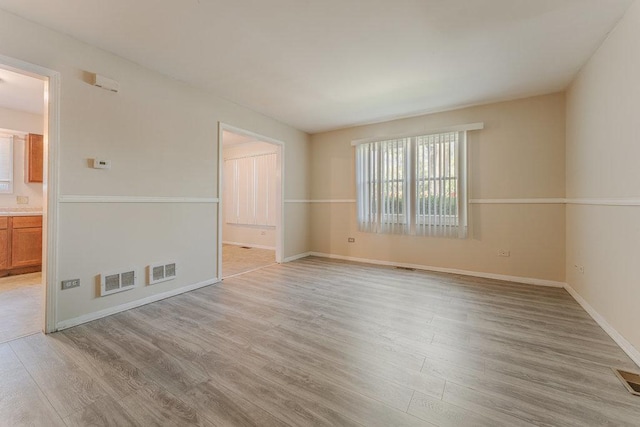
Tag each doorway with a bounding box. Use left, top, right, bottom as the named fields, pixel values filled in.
left=218, top=124, right=284, bottom=279
left=0, top=68, right=46, bottom=342
left=0, top=54, right=60, bottom=337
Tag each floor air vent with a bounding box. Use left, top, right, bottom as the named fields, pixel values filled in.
left=614, top=369, right=640, bottom=396
left=147, top=262, right=177, bottom=285
left=100, top=269, right=137, bottom=296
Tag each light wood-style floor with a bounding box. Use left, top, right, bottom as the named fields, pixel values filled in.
left=2, top=257, right=640, bottom=426
left=222, top=244, right=275, bottom=278
left=0, top=272, right=42, bottom=343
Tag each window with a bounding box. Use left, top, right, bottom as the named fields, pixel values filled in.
left=0, top=135, right=13, bottom=194
left=356, top=129, right=471, bottom=238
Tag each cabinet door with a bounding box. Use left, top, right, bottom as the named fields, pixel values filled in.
left=11, top=227, right=42, bottom=268
left=26, top=134, right=44, bottom=183
left=0, top=229, right=8, bottom=270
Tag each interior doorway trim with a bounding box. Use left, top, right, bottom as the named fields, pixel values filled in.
left=0, top=54, right=60, bottom=334
left=217, top=123, right=285, bottom=280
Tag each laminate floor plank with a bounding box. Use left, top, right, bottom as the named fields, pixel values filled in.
left=9, top=334, right=110, bottom=418
left=408, top=390, right=530, bottom=427
left=131, top=297, right=437, bottom=408
left=4, top=256, right=640, bottom=426
left=184, top=380, right=291, bottom=427
left=0, top=343, right=65, bottom=427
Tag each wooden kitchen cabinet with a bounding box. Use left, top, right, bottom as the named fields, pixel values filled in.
left=0, top=215, right=42, bottom=276
left=26, top=133, right=44, bottom=183
left=0, top=218, right=8, bottom=271
left=11, top=216, right=43, bottom=268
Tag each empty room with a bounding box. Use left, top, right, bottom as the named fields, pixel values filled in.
left=0, top=0, right=639, bottom=426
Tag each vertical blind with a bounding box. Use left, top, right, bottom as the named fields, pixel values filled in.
left=356, top=131, right=467, bottom=238
left=356, top=138, right=409, bottom=234
left=0, top=135, right=13, bottom=194
left=224, top=152, right=277, bottom=227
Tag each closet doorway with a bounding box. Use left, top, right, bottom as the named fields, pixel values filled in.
left=218, top=124, right=283, bottom=279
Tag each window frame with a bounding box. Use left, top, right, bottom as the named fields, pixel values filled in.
left=353, top=123, right=482, bottom=238
left=0, top=134, right=14, bottom=195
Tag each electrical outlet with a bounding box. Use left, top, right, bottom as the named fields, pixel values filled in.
left=498, top=249, right=510, bottom=257
left=16, top=196, right=28, bottom=204
left=260, top=231, right=266, bottom=235
left=573, top=264, right=585, bottom=274
left=61, top=279, right=80, bottom=290
left=348, top=237, right=355, bottom=243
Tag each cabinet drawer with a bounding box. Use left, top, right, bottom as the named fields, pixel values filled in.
left=0, top=217, right=7, bottom=230
left=12, top=216, right=42, bottom=229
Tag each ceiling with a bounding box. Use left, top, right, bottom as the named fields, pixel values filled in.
left=0, top=0, right=632, bottom=133
left=0, top=67, right=44, bottom=115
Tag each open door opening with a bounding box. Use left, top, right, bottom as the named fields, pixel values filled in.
left=0, top=54, right=60, bottom=335
left=0, top=63, right=50, bottom=340
left=218, top=125, right=284, bottom=279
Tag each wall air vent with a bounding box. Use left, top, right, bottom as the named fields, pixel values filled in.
left=614, top=369, right=640, bottom=396
left=147, top=262, right=177, bottom=285
left=100, top=269, right=137, bottom=296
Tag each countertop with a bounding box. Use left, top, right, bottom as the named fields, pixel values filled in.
left=0, top=208, right=43, bottom=217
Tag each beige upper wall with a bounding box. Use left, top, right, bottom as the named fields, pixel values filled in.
left=310, top=93, right=566, bottom=282
left=0, top=9, right=310, bottom=324
left=311, top=93, right=566, bottom=200
left=566, top=0, right=640, bottom=354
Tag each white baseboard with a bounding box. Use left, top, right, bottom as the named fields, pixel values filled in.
left=222, top=241, right=276, bottom=250
left=307, top=252, right=565, bottom=288
left=55, top=278, right=220, bottom=331
left=564, top=283, right=640, bottom=368
left=283, top=252, right=312, bottom=262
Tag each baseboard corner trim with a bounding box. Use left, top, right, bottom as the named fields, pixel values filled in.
left=563, top=283, right=640, bottom=368
left=283, top=252, right=312, bottom=262
left=55, top=278, right=220, bottom=331
left=307, top=252, right=565, bottom=288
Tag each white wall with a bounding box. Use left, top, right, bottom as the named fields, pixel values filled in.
left=566, top=1, right=640, bottom=354
left=223, top=141, right=277, bottom=249
left=0, top=9, right=310, bottom=325
left=0, top=107, right=44, bottom=209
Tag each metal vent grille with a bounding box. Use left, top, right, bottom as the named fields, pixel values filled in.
left=121, top=271, right=135, bottom=287
left=165, top=263, right=176, bottom=278
left=104, top=274, right=120, bottom=292
left=148, top=262, right=177, bottom=285
left=614, top=369, right=640, bottom=396
left=152, top=266, right=164, bottom=282
left=100, top=269, right=137, bottom=296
